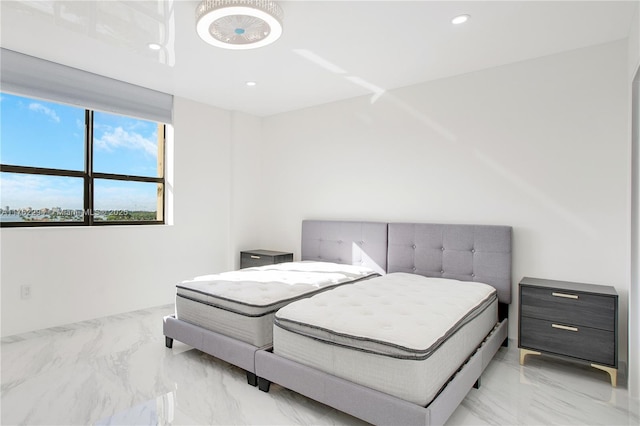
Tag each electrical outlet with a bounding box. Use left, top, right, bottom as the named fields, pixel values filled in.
left=20, top=285, right=32, bottom=299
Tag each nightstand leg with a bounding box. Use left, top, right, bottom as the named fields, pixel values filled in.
left=591, top=364, right=617, bottom=387
left=519, top=348, right=541, bottom=365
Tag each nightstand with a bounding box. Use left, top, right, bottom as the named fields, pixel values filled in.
left=518, top=277, right=618, bottom=386
left=240, top=249, right=293, bottom=269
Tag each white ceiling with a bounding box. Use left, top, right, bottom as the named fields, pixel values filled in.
left=1, top=0, right=637, bottom=117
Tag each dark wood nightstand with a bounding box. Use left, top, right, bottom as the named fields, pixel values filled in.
left=240, top=249, right=293, bottom=269
left=518, top=277, right=618, bottom=386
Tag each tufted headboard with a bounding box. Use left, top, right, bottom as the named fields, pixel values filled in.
left=301, top=220, right=388, bottom=275
left=387, top=223, right=512, bottom=304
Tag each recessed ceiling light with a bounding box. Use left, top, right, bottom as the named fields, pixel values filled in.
left=147, top=42, right=162, bottom=50
left=246, top=81, right=257, bottom=87
left=451, top=14, right=470, bottom=25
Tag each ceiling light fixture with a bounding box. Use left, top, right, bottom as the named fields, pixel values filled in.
left=246, top=81, right=257, bottom=86
left=196, top=0, right=284, bottom=50
left=147, top=42, right=162, bottom=51
left=451, top=14, right=470, bottom=25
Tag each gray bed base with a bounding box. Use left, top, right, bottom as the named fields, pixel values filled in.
left=163, top=220, right=389, bottom=384
left=163, top=220, right=512, bottom=424
left=163, top=315, right=266, bottom=385
left=255, top=319, right=508, bottom=426
left=254, top=222, right=513, bottom=425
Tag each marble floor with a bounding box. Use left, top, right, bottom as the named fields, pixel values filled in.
left=1, top=305, right=638, bottom=426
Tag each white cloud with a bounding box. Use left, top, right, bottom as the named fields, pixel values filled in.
left=28, top=103, right=61, bottom=123
left=0, top=174, right=82, bottom=210
left=95, top=126, right=157, bottom=156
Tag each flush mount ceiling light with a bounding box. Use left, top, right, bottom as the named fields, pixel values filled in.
left=196, top=0, right=284, bottom=50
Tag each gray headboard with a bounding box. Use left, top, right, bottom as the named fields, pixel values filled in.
left=387, top=223, right=512, bottom=304
left=301, top=220, right=388, bottom=275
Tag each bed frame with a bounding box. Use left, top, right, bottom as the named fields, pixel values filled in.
left=254, top=222, right=512, bottom=426
left=163, top=220, right=389, bottom=385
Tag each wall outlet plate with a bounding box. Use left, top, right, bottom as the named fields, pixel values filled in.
left=20, top=285, right=31, bottom=299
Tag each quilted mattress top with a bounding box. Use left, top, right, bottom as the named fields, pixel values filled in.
left=275, top=272, right=497, bottom=358
left=176, top=261, right=377, bottom=316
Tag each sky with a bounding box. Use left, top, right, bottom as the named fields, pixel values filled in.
left=0, top=93, right=161, bottom=212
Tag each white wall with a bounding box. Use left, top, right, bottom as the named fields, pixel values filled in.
left=630, top=67, right=639, bottom=399
left=628, top=1, right=640, bottom=399
left=0, top=97, right=234, bottom=337
left=229, top=112, right=266, bottom=269
left=260, top=41, right=630, bottom=362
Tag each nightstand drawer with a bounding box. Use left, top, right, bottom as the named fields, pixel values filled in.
left=240, top=254, right=271, bottom=268
left=240, top=250, right=293, bottom=269
left=520, top=316, right=615, bottom=366
left=520, top=286, right=615, bottom=331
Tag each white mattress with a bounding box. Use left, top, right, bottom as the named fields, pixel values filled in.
left=175, top=261, right=377, bottom=347
left=273, top=273, right=498, bottom=406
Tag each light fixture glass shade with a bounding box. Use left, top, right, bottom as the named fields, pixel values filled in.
left=196, top=0, right=283, bottom=50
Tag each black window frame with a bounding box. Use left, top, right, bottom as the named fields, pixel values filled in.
left=1, top=104, right=166, bottom=228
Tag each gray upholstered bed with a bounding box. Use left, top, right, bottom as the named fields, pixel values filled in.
left=163, top=220, right=388, bottom=385
left=254, top=222, right=512, bottom=426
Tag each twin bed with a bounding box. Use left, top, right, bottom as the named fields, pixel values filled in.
left=163, top=220, right=512, bottom=425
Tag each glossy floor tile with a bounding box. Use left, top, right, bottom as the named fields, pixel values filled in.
left=1, top=305, right=638, bottom=425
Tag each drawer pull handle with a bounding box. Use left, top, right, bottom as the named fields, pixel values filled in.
left=250, top=255, right=261, bottom=259
left=552, top=324, right=578, bottom=332
left=552, top=292, right=578, bottom=299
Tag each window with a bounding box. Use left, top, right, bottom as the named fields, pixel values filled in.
left=0, top=92, right=165, bottom=226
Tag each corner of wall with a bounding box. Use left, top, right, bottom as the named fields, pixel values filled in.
left=628, top=1, right=640, bottom=400
left=629, top=2, right=640, bottom=82
left=229, top=111, right=265, bottom=269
